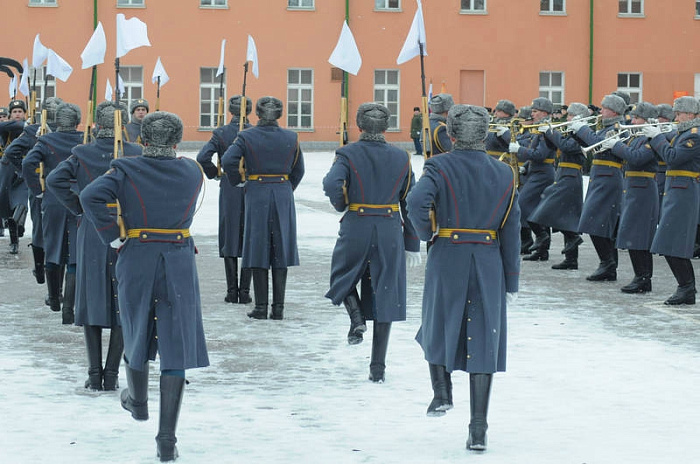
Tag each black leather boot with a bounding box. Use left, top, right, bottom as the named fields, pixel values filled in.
left=247, top=268, right=268, bottom=319
left=84, top=326, right=103, bottom=391
left=552, top=234, right=579, bottom=269
left=343, top=288, right=366, bottom=345
left=466, top=373, right=493, bottom=451
left=62, top=271, right=76, bottom=325
left=156, top=375, right=186, bottom=462
left=664, top=256, right=696, bottom=305
left=586, top=259, right=617, bottom=281
left=621, top=250, right=652, bottom=293
left=238, top=267, right=253, bottom=304
left=561, top=234, right=583, bottom=254
left=223, top=257, right=238, bottom=303
left=426, top=363, right=453, bottom=416
left=270, top=267, right=287, bottom=320
left=45, top=265, right=63, bottom=312
left=103, top=326, right=124, bottom=391
left=31, top=244, right=45, bottom=284
left=523, top=226, right=550, bottom=261
left=369, top=322, right=392, bottom=383
left=7, top=218, right=19, bottom=254
left=121, top=361, right=149, bottom=421
left=520, top=227, right=534, bottom=255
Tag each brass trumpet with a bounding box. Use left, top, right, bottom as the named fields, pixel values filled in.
left=580, top=129, right=632, bottom=156
left=521, top=115, right=600, bottom=135
left=617, top=121, right=676, bottom=135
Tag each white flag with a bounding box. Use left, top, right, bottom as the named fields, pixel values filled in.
left=81, top=22, right=107, bottom=69
left=396, top=0, right=428, bottom=65
left=328, top=21, right=362, bottom=76
left=246, top=35, right=259, bottom=78
left=105, top=78, right=113, bottom=101
left=8, top=75, right=17, bottom=99
left=116, top=14, right=151, bottom=58
left=19, top=58, right=30, bottom=96
left=116, top=74, right=125, bottom=97
left=216, top=39, right=226, bottom=77
left=151, top=57, right=170, bottom=86
left=46, top=49, right=73, bottom=82
left=32, top=34, right=49, bottom=69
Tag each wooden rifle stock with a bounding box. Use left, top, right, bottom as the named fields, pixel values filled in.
left=38, top=109, right=48, bottom=192
left=83, top=99, right=93, bottom=145
left=216, top=95, right=225, bottom=177
left=421, top=95, right=432, bottom=159
left=113, top=109, right=126, bottom=240
left=339, top=96, right=348, bottom=147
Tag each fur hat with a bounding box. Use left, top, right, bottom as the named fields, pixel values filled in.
left=446, top=104, right=489, bottom=144
left=356, top=102, right=390, bottom=134
left=518, top=106, right=533, bottom=120
left=612, top=90, right=631, bottom=106
left=0, top=107, right=7, bottom=117
left=656, top=103, right=674, bottom=121
left=255, top=96, right=284, bottom=122
left=129, top=98, right=149, bottom=114
left=531, top=97, right=554, bottom=114
left=55, top=103, right=81, bottom=131
left=229, top=95, right=253, bottom=117
left=601, top=94, right=627, bottom=115
left=630, top=102, right=658, bottom=121
left=141, top=111, right=183, bottom=158
left=566, top=102, right=589, bottom=119
left=95, top=101, right=128, bottom=138
left=494, top=99, right=516, bottom=116
left=8, top=99, right=26, bottom=113
left=672, top=96, right=700, bottom=115
left=429, top=93, right=454, bottom=114
left=41, top=96, right=64, bottom=126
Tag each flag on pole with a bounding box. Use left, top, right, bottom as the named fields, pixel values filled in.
left=19, top=58, right=30, bottom=96
left=117, top=74, right=125, bottom=96
left=105, top=78, right=113, bottom=101
left=152, top=57, right=170, bottom=86
left=32, top=34, right=49, bottom=69
left=81, top=21, right=107, bottom=69
left=216, top=39, right=226, bottom=77
left=328, top=21, right=362, bottom=76
left=8, top=75, right=17, bottom=99
left=116, top=14, right=151, bottom=58
left=396, top=0, right=427, bottom=65
left=46, top=49, right=73, bottom=82
left=246, top=35, right=259, bottom=78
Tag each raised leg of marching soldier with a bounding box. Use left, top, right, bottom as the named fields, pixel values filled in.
left=343, top=287, right=367, bottom=345
left=523, top=222, right=550, bottom=261
left=238, top=267, right=252, bottom=304
left=663, top=256, right=696, bottom=305
left=426, top=363, right=453, bottom=416
left=45, top=263, right=63, bottom=312
left=270, top=267, right=287, bottom=320
left=62, top=265, right=76, bottom=324
left=466, top=373, right=493, bottom=451
left=6, top=217, right=19, bottom=254
left=552, top=231, right=581, bottom=270
left=223, top=257, right=239, bottom=303
left=30, top=243, right=45, bottom=284
left=520, top=226, right=534, bottom=255
left=84, top=326, right=104, bottom=391
left=103, top=326, right=124, bottom=391
left=248, top=268, right=269, bottom=319
left=369, top=321, right=392, bottom=383
left=121, top=359, right=150, bottom=421
left=621, top=249, right=653, bottom=294
left=586, top=235, right=617, bottom=281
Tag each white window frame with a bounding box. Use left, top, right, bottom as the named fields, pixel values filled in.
left=199, top=67, right=226, bottom=130
left=200, top=0, right=227, bottom=8
left=696, top=0, right=700, bottom=19
left=617, top=72, right=642, bottom=104
left=288, top=0, right=314, bottom=9
left=374, top=69, right=400, bottom=130
left=28, top=0, right=57, bottom=5
left=618, top=0, right=644, bottom=16
left=375, top=0, right=400, bottom=11
left=287, top=69, right=314, bottom=130
left=117, top=0, right=145, bottom=7
left=460, top=0, right=487, bottom=14
left=539, top=71, right=565, bottom=106
left=540, top=0, right=565, bottom=15
left=119, top=66, right=144, bottom=113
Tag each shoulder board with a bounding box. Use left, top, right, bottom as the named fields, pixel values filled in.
left=692, top=127, right=698, bottom=134
left=645, top=143, right=651, bottom=149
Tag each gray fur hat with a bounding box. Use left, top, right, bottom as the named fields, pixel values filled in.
left=601, top=94, right=627, bottom=115
left=566, top=102, right=589, bottom=119
left=141, top=111, right=183, bottom=147
left=41, top=96, right=64, bottom=125
left=531, top=97, right=554, bottom=114
left=129, top=98, right=149, bottom=114
left=612, top=90, right=631, bottom=106
left=0, top=107, right=7, bottom=117
left=672, top=96, right=700, bottom=115
left=356, top=102, right=390, bottom=134
left=95, top=101, right=128, bottom=137
left=229, top=95, right=253, bottom=116
left=630, top=102, right=658, bottom=121
left=255, top=96, right=283, bottom=122
left=656, top=103, right=674, bottom=121
left=55, top=102, right=81, bottom=131
left=494, top=99, right=516, bottom=116
left=8, top=99, right=26, bottom=113
left=518, top=106, right=533, bottom=120
left=429, top=93, right=454, bottom=114
left=447, top=104, right=489, bottom=144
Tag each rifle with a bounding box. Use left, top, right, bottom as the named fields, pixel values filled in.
left=419, top=43, right=432, bottom=159
left=113, top=108, right=126, bottom=239
left=38, top=109, right=48, bottom=192
left=237, top=62, right=250, bottom=182
left=215, top=68, right=225, bottom=177
left=155, top=76, right=161, bottom=112
left=83, top=65, right=97, bottom=144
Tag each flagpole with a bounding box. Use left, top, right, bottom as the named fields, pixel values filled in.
left=156, top=76, right=161, bottom=111
left=419, top=43, right=431, bottom=159
left=114, top=57, right=120, bottom=102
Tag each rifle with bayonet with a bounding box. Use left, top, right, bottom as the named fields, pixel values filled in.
left=113, top=107, right=126, bottom=240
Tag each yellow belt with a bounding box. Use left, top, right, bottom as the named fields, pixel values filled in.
left=543, top=159, right=555, bottom=164
left=248, top=174, right=289, bottom=181
left=625, top=171, right=655, bottom=178
left=558, top=162, right=582, bottom=170
left=126, top=228, right=191, bottom=239
left=592, top=160, right=623, bottom=169
left=106, top=202, right=118, bottom=208
left=666, top=170, right=700, bottom=178
left=658, top=161, right=667, bottom=166
left=437, top=228, right=497, bottom=240
left=348, top=203, right=399, bottom=213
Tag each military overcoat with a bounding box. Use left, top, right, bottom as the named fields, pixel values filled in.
left=515, top=131, right=556, bottom=226
left=429, top=114, right=452, bottom=155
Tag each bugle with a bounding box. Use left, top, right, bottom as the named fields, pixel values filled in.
left=580, top=129, right=631, bottom=156
left=617, top=121, right=676, bottom=135
left=522, top=115, right=600, bottom=135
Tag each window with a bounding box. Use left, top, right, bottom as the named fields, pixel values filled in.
left=200, top=68, right=226, bottom=129
left=119, top=66, right=144, bottom=114
left=696, top=0, right=700, bottom=18
left=617, top=73, right=642, bottom=103
left=540, top=0, right=565, bottom=14
left=375, top=0, right=400, bottom=10
left=619, top=0, right=643, bottom=15
left=374, top=70, right=400, bottom=130
left=288, top=0, right=313, bottom=8
left=461, top=0, right=486, bottom=13
left=539, top=71, right=564, bottom=106
left=200, top=0, right=226, bottom=7
left=287, top=69, right=313, bottom=130
left=30, top=67, right=56, bottom=115
left=28, top=0, right=56, bottom=5
left=117, top=0, right=144, bottom=6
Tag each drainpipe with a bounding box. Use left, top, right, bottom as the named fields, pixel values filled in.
left=588, top=0, right=594, bottom=105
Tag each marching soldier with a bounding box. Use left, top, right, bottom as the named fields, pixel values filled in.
left=323, top=103, right=419, bottom=382
left=0, top=106, right=8, bottom=121
left=655, top=103, right=675, bottom=219
left=486, top=99, right=516, bottom=161
left=125, top=98, right=148, bottom=144
left=196, top=95, right=253, bottom=305
left=80, top=111, right=209, bottom=462
left=644, top=96, right=700, bottom=305
left=46, top=101, right=142, bottom=391
left=612, top=90, right=633, bottom=123
left=0, top=100, right=28, bottom=253
left=428, top=93, right=454, bottom=155
left=407, top=104, right=520, bottom=451
left=221, top=96, right=305, bottom=320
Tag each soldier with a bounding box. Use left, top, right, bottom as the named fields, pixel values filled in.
left=410, top=106, right=422, bottom=155
left=407, top=104, right=520, bottom=451
left=80, top=112, right=209, bottom=462
left=221, top=96, right=305, bottom=320
left=600, top=102, right=659, bottom=293
left=428, top=93, right=454, bottom=155
left=196, top=95, right=253, bottom=305
left=46, top=101, right=142, bottom=391
left=125, top=98, right=148, bottom=144
left=509, top=97, right=557, bottom=261
left=532, top=102, right=588, bottom=270
left=644, top=96, right=700, bottom=305
left=655, top=103, right=675, bottom=219
left=22, top=103, right=83, bottom=324
left=323, top=103, right=420, bottom=381
left=486, top=99, right=516, bottom=161
left=612, top=90, right=633, bottom=123
left=569, top=94, right=627, bottom=281
left=0, top=106, right=8, bottom=121
left=0, top=100, right=28, bottom=253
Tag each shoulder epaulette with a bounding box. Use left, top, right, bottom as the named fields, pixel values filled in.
left=691, top=127, right=698, bottom=134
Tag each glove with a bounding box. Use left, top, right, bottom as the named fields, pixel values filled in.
left=600, top=136, right=618, bottom=151
left=109, top=238, right=124, bottom=250
left=508, top=141, right=520, bottom=154
left=35, top=193, right=43, bottom=199
left=506, top=292, right=518, bottom=305
left=495, top=125, right=508, bottom=137
left=538, top=123, right=552, bottom=136
left=642, top=125, right=662, bottom=139
left=568, top=116, right=586, bottom=134
left=406, top=251, right=422, bottom=268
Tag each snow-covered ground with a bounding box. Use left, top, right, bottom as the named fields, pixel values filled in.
left=1, top=150, right=699, bottom=463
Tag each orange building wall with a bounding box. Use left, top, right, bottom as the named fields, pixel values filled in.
left=4, top=0, right=700, bottom=144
